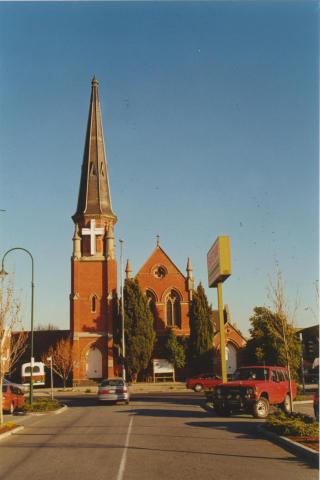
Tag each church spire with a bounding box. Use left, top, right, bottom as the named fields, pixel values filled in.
left=73, top=76, right=117, bottom=224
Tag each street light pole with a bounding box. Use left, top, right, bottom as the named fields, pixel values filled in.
left=0, top=247, right=35, bottom=404
left=119, top=239, right=126, bottom=381
left=47, top=356, right=54, bottom=400
left=299, top=333, right=306, bottom=395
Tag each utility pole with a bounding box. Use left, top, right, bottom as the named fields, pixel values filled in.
left=119, top=239, right=126, bottom=381
left=47, top=356, right=54, bottom=400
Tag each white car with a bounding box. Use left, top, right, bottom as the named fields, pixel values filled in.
left=98, top=378, right=130, bottom=404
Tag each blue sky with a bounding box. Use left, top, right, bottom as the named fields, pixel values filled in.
left=0, top=1, right=318, bottom=334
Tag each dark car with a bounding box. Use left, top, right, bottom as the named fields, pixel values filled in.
left=186, top=373, right=222, bottom=392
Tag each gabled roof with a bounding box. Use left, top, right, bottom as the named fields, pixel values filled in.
left=136, top=244, right=186, bottom=279
left=213, top=322, right=247, bottom=347
left=73, top=76, right=117, bottom=223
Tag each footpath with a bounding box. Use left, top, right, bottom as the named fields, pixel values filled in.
left=35, top=381, right=189, bottom=396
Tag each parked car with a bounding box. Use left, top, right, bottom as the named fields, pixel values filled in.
left=21, top=362, right=46, bottom=387
left=186, top=373, right=222, bottom=392
left=314, top=391, right=319, bottom=421
left=212, top=366, right=297, bottom=419
left=98, top=378, right=129, bottom=404
left=3, top=378, right=28, bottom=393
left=2, top=383, right=26, bottom=414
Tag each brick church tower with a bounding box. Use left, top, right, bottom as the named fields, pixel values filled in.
left=70, top=77, right=117, bottom=384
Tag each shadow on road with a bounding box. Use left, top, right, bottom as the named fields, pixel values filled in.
left=56, top=392, right=202, bottom=409
left=50, top=393, right=317, bottom=470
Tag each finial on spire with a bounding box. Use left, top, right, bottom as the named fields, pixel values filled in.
left=72, top=224, right=81, bottom=259
left=73, top=223, right=80, bottom=240
left=187, top=257, right=193, bottom=280
left=91, top=75, right=99, bottom=86
left=156, top=234, right=160, bottom=246
left=125, top=259, right=132, bottom=279
left=186, top=257, right=194, bottom=298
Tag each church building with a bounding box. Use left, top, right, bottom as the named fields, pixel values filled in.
left=126, top=239, right=194, bottom=339
left=68, top=77, right=245, bottom=384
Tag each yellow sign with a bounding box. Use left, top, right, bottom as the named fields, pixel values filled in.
left=207, top=236, right=231, bottom=288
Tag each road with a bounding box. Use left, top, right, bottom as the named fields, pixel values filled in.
left=0, top=393, right=317, bottom=480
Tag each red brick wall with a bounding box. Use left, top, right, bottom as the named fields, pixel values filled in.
left=70, top=223, right=118, bottom=382
left=135, top=246, right=191, bottom=337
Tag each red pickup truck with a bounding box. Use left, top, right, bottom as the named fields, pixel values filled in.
left=212, top=366, right=296, bottom=418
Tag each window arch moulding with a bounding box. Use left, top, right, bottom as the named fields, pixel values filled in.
left=165, top=289, right=181, bottom=328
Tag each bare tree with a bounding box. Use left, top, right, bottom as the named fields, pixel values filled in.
left=268, top=268, right=297, bottom=413
left=0, top=278, right=27, bottom=425
left=42, top=337, right=73, bottom=389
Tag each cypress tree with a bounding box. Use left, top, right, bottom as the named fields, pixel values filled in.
left=164, top=329, right=186, bottom=369
left=189, top=283, right=214, bottom=371
left=124, top=279, right=156, bottom=380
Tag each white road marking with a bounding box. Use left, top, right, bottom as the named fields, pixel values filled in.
left=117, top=416, right=134, bottom=480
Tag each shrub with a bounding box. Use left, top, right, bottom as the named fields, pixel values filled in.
left=266, top=410, right=319, bottom=437
left=23, top=397, right=61, bottom=413
left=0, top=422, right=17, bottom=433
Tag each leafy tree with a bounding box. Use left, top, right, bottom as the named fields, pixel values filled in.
left=124, top=279, right=155, bottom=381
left=189, top=283, right=214, bottom=372
left=241, top=306, right=301, bottom=379
left=164, top=329, right=185, bottom=369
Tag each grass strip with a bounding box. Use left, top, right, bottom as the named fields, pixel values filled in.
left=23, top=397, right=61, bottom=413
left=265, top=409, right=319, bottom=437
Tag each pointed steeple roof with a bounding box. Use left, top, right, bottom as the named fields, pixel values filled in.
left=73, top=76, right=117, bottom=223
left=125, top=259, right=133, bottom=279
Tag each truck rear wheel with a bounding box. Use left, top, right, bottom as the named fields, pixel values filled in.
left=253, top=398, right=269, bottom=418
left=282, top=394, right=292, bottom=414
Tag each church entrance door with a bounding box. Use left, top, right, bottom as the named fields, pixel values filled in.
left=226, top=343, right=237, bottom=375
left=86, top=347, right=102, bottom=378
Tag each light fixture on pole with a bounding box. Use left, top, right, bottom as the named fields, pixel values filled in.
left=119, top=239, right=126, bottom=381
left=0, top=247, right=35, bottom=404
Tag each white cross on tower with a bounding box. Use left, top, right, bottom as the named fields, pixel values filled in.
left=82, top=219, right=105, bottom=255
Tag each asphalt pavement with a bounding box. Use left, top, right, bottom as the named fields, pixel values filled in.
left=0, top=392, right=318, bottom=480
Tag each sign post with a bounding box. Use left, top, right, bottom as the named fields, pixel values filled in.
left=207, top=236, right=231, bottom=384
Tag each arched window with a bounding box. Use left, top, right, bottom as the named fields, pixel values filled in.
left=166, top=290, right=181, bottom=328
left=91, top=295, right=97, bottom=313
left=146, top=290, right=157, bottom=327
